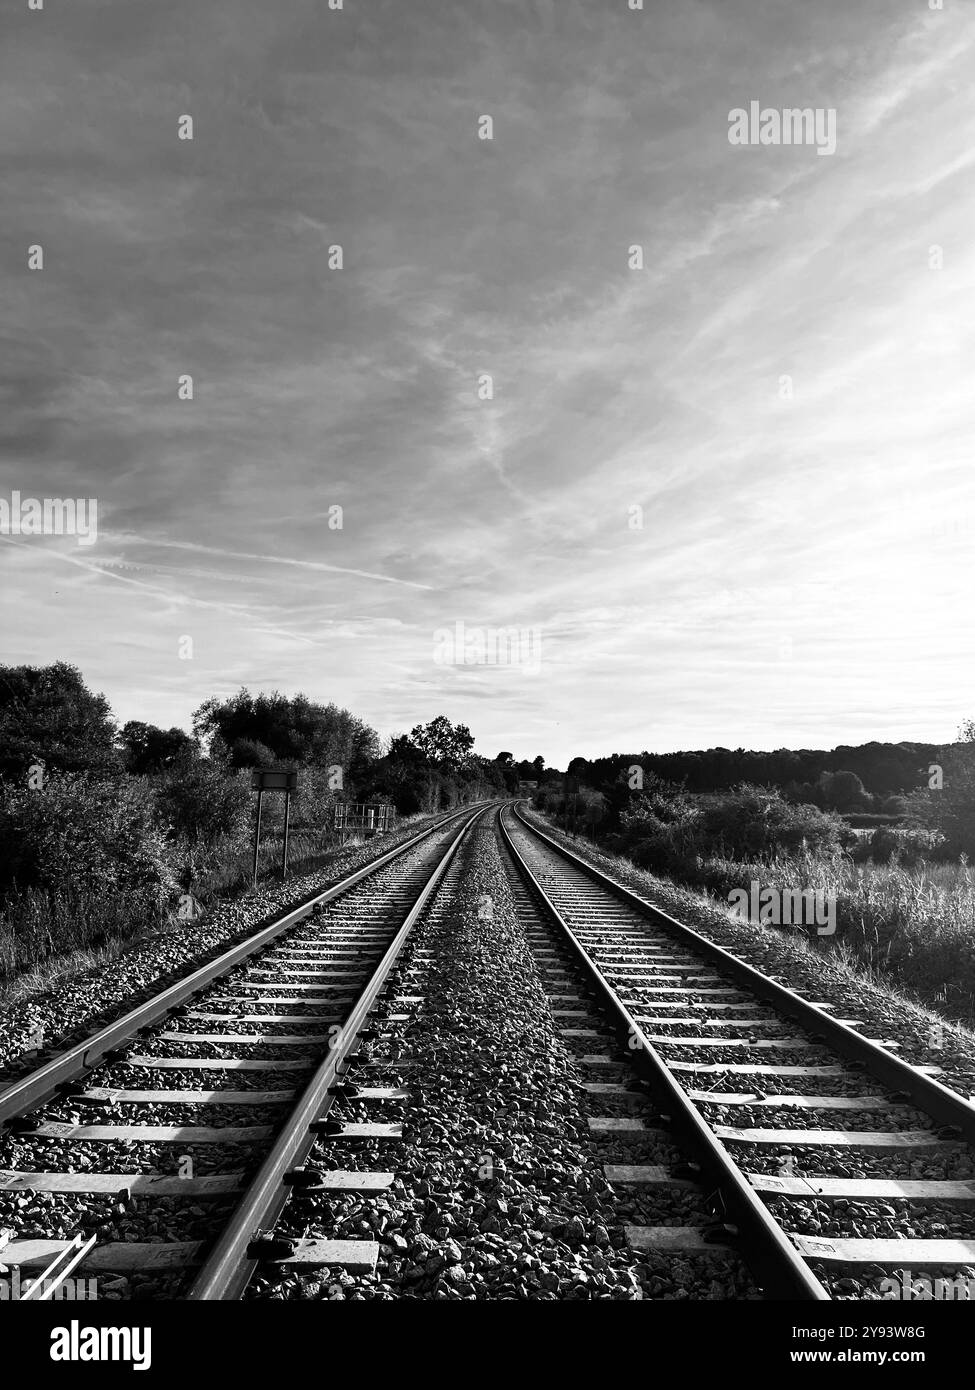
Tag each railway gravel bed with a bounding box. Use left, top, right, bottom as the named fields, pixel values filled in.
left=506, top=862, right=760, bottom=1299
left=251, top=816, right=658, bottom=1300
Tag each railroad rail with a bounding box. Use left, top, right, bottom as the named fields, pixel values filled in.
left=501, top=802, right=975, bottom=1301
left=0, top=803, right=489, bottom=1300
left=5, top=797, right=973, bottom=1302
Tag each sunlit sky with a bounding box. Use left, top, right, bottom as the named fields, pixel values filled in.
left=2, top=0, right=973, bottom=767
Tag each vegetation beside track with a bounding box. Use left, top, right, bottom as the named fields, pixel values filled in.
left=533, top=747, right=975, bottom=1024
left=521, top=806, right=975, bottom=1092
left=0, top=811, right=456, bottom=1072
left=0, top=661, right=508, bottom=987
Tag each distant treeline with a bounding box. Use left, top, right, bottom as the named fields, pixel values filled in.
left=534, top=725, right=975, bottom=1022
left=563, top=741, right=938, bottom=803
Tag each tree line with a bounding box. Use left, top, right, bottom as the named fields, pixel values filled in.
left=0, top=662, right=512, bottom=978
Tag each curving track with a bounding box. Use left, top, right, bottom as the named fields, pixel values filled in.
left=4, top=797, right=973, bottom=1302
left=501, top=803, right=975, bottom=1301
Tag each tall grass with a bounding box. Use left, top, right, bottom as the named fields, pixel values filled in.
left=198, top=829, right=353, bottom=898
left=549, top=786, right=975, bottom=1023
left=687, top=850, right=975, bottom=1022
left=0, top=883, right=165, bottom=982
left=0, top=826, right=379, bottom=989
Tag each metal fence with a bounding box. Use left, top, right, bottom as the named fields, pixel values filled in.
left=333, top=803, right=393, bottom=836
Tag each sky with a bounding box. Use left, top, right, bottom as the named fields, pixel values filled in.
left=1, top=0, right=973, bottom=768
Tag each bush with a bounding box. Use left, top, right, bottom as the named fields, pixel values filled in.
left=694, top=786, right=845, bottom=860
left=604, top=784, right=845, bottom=874
left=154, top=763, right=251, bottom=849
left=847, top=825, right=941, bottom=868
left=616, top=785, right=699, bottom=874
left=0, top=772, right=174, bottom=909
left=153, top=762, right=252, bottom=892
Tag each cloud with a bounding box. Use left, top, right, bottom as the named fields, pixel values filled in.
left=3, top=0, right=974, bottom=759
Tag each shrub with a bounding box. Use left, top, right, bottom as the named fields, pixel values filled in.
left=697, top=785, right=846, bottom=860
left=616, top=785, right=699, bottom=874
left=154, top=762, right=251, bottom=849
left=153, top=762, right=252, bottom=891
left=0, top=772, right=174, bottom=909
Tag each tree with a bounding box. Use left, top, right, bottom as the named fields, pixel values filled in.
left=908, top=720, right=975, bottom=857
left=494, top=751, right=517, bottom=790
left=193, top=688, right=379, bottom=781
left=120, top=721, right=197, bottom=775
left=225, top=738, right=278, bottom=770
left=0, top=662, right=120, bottom=781
left=373, top=735, right=430, bottom=813
left=406, top=716, right=475, bottom=771
left=818, top=769, right=868, bottom=813
left=375, top=720, right=505, bottom=812
left=532, top=755, right=546, bottom=778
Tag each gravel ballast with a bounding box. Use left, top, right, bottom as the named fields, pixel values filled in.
left=253, top=815, right=668, bottom=1300
left=0, top=816, right=474, bottom=1299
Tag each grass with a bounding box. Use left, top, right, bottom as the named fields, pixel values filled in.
left=0, top=934, right=138, bottom=1014
left=0, top=883, right=157, bottom=984
left=200, top=829, right=361, bottom=898
left=690, top=851, right=975, bottom=1019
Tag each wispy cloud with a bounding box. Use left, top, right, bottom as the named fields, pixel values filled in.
left=112, top=535, right=436, bottom=591
left=2, top=0, right=973, bottom=761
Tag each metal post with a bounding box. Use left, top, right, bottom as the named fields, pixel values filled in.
left=282, top=790, right=291, bottom=880
left=252, top=789, right=264, bottom=889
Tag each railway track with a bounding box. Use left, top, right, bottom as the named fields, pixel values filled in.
left=4, top=796, right=973, bottom=1303
left=0, top=804, right=488, bottom=1301
left=501, top=803, right=975, bottom=1301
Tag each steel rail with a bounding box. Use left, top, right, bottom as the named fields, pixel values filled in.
left=511, top=803, right=975, bottom=1139
left=0, top=804, right=485, bottom=1129
left=16, top=1232, right=97, bottom=1302
left=186, top=802, right=489, bottom=1300
left=500, top=804, right=831, bottom=1300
